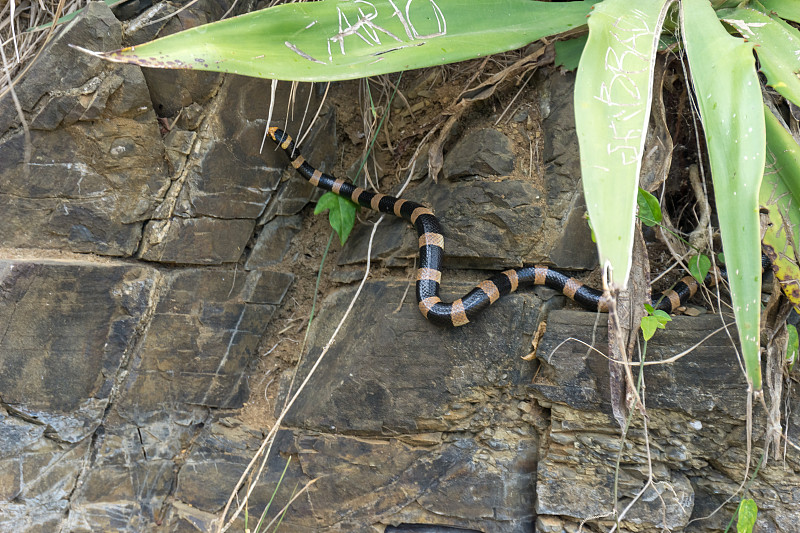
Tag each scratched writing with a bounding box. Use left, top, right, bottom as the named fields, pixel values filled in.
left=283, top=0, right=447, bottom=64
left=594, top=9, right=653, bottom=166
left=387, top=0, right=446, bottom=40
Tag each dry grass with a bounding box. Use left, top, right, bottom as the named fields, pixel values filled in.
left=0, top=0, right=86, bottom=90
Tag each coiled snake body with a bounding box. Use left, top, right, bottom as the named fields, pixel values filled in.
left=269, top=127, right=734, bottom=327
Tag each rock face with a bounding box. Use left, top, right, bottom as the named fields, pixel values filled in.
left=2, top=2, right=799, bottom=533
left=0, top=3, right=168, bottom=256
left=338, top=73, right=597, bottom=276
left=533, top=312, right=800, bottom=532
left=0, top=2, right=296, bottom=531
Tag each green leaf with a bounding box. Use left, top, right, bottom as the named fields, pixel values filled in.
left=641, top=305, right=671, bottom=341
left=687, top=254, right=711, bottom=284
left=554, top=35, right=588, bottom=71
left=758, top=0, right=800, bottom=23
left=761, top=106, right=800, bottom=310
left=637, top=187, right=662, bottom=227
left=712, top=0, right=744, bottom=9
left=787, top=323, right=798, bottom=371
left=315, top=191, right=359, bottom=246
left=641, top=316, right=659, bottom=341
left=653, top=309, right=671, bottom=321
left=682, top=0, right=766, bottom=390
left=575, top=0, right=674, bottom=291
left=736, top=498, right=758, bottom=533
left=719, top=7, right=800, bottom=108
left=585, top=214, right=596, bottom=243
left=85, top=0, right=599, bottom=82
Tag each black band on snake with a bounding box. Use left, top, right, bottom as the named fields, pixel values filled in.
left=268, top=127, right=763, bottom=328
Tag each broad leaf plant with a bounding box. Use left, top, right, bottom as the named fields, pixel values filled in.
left=84, top=0, right=800, bottom=392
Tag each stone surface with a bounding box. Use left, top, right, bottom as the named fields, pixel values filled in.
left=117, top=268, right=292, bottom=415
left=534, top=312, right=750, bottom=417
left=0, top=257, right=293, bottom=531
left=531, top=310, right=800, bottom=532
left=63, top=268, right=293, bottom=531
left=139, top=216, right=256, bottom=264
left=137, top=73, right=324, bottom=265
left=0, top=433, right=91, bottom=531
left=128, top=0, right=230, bottom=118
left=0, top=260, right=154, bottom=442
left=198, top=280, right=543, bottom=531
left=245, top=214, right=304, bottom=267
left=547, top=192, right=596, bottom=270
left=337, top=76, right=597, bottom=273
left=2, top=3, right=799, bottom=529
left=443, top=128, right=515, bottom=180
left=280, top=432, right=535, bottom=532
left=247, top=108, right=337, bottom=269
left=0, top=259, right=155, bottom=531
left=339, top=175, right=546, bottom=270
left=537, top=69, right=597, bottom=270
left=0, top=2, right=171, bottom=257
left=164, top=420, right=536, bottom=532
left=284, top=281, right=540, bottom=433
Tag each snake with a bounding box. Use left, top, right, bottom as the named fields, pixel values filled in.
left=268, top=127, right=764, bottom=327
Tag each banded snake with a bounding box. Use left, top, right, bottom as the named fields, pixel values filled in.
left=269, top=127, right=771, bottom=328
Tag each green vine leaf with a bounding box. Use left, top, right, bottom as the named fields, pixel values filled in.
left=315, top=192, right=359, bottom=246
left=688, top=254, right=711, bottom=284
left=637, top=188, right=662, bottom=227
left=641, top=304, right=672, bottom=341
left=737, top=498, right=758, bottom=533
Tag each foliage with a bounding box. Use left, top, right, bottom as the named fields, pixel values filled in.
left=83, top=0, right=599, bottom=81
left=314, top=191, right=359, bottom=246
left=554, top=34, right=588, bottom=71
left=687, top=254, right=711, bottom=284
left=788, top=323, right=799, bottom=371
left=761, top=106, right=800, bottom=312
left=85, top=0, right=800, bottom=391
left=682, top=0, right=766, bottom=389
left=641, top=303, right=671, bottom=341
left=736, top=498, right=758, bottom=533
left=637, top=188, right=661, bottom=228
left=575, top=0, right=672, bottom=292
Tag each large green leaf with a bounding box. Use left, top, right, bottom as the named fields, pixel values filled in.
left=682, top=0, right=765, bottom=390
left=554, top=34, right=588, bottom=71
left=574, top=0, right=674, bottom=290
left=719, top=7, right=800, bottom=108
left=758, top=0, right=800, bottom=23
left=761, top=106, right=800, bottom=310
left=84, top=0, right=598, bottom=81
